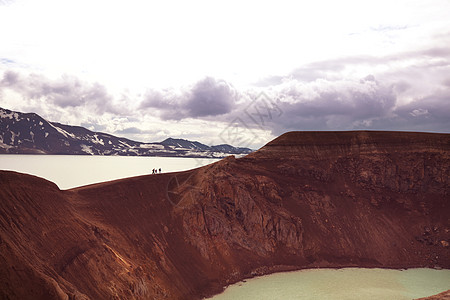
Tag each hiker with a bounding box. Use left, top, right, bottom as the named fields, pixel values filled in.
left=159, top=168, right=161, bottom=173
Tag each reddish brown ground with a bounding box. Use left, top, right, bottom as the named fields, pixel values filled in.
left=418, top=290, right=450, bottom=300
left=0, top=131, right=449, bottom=299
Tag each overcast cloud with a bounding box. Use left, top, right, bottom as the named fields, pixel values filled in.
left=140, top=77, right=237, bottom=120
left=0, top=70, right=120, bottom=114
left=0, top=1, right=449, bottom=148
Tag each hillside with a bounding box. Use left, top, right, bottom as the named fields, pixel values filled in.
left=0, top=107, right=252, bottom=158
left=0, top=131, right=449, bottom=299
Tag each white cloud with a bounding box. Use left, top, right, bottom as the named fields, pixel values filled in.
left=2, top=0, right=450, bottom=90
left=1, top=0, right=449, bottom=148
left=410, top=109, right=429, bottom=117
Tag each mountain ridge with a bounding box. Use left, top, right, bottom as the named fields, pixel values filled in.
left=0, top=107, right=252, bottom=158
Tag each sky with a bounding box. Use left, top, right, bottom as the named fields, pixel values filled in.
left=1, top=0, right=449, bottom=149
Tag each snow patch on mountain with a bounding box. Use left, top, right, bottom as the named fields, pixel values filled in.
left=140, top=144, right=164, bottom=150
left=0, top=136, right=13, bottom=150
left=48, top=122, right=76, bottom=139
left=80, top=144, right=94, bottom=155
left=92, top=134, right=105, bottom=146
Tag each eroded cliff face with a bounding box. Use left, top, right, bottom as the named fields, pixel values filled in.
left=0, top=131, right=449, bottom=299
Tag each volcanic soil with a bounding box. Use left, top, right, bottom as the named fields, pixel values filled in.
left=0, top=131, right=449, bottom=299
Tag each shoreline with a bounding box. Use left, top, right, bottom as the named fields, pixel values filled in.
left=204, top=266, right=450, bottom=299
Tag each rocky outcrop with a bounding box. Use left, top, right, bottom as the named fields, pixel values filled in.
left=0, top=131, right=449, bottom=299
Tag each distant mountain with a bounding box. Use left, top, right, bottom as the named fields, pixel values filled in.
left=0, top=107, right=252, bottom=158
left=211, top=143, right=253, bottom=154
left=160, top=138, right=211, bottom=151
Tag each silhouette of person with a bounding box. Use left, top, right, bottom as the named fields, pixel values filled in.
left=159, top=168, right=161, bottom=173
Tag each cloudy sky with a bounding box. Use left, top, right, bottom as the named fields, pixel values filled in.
left=1, top=0, right=449, bottom=148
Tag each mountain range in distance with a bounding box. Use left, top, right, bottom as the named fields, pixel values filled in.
left=0, top=107, right=252, bottom=158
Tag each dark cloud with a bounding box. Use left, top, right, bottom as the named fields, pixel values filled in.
left=0, top=70, right=117, bottom=114
left=262, top=77, right=396, bottom=135
left=185, top=77, right=236, bottom=117
left=250, top=77, right=450, bottom=137
left=139, top=67, right=449, bottom=139
left=389, top=90, right=450, bottom=132
left=140, top=77, right=236, bottom=120
left=244, top=45, right=450, bottom=137
left=141, top=90, right=169, bottom=109
left=139, top=88, right=183, bottom=120
left=0, top=70, right=19, bottom=85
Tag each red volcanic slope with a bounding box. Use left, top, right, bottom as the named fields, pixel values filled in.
left=0, top=131, right=449, bottom=299
left=418, top=290, right=450, bottom=300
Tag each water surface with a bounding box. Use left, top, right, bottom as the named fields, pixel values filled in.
left=208, top=268, right=450, bottom=300
left=0, top=154, right=219, bottom=189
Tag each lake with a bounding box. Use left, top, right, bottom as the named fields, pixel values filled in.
left=0, top=154, right=220, bottom=189
left=208, top=268, right=450, bottom=300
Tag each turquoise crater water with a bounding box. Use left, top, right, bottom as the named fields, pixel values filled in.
left=208, top=268, right=450, bottom=300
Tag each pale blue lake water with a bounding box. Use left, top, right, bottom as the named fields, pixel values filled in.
left=208, top=268, right=450, bottom=300
left=0, top=154, right=219, bottom=189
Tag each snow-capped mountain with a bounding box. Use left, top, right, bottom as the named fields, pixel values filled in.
left=160, top=138, right=211, bottom=151
left=0, top=107, right=252, bottom=158
left=160, top=138, right=253, bottom=155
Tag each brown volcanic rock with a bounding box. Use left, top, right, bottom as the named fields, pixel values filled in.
left=416, top=290, right=450, bottom=300
left=417, top=290, right=450, bottom=299
left=0, top=131, right=449, bottom=299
